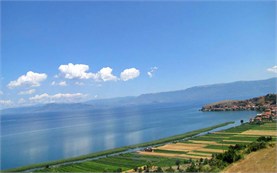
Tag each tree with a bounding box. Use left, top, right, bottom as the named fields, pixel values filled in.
left=156, top=167, right=163, bottom=172
left=175, top=159, right=181, bottom=170
left=165, top=166, right=174, bottom=172
left=240, top=120, right=244, bottom=124
left=116, top=168, right=122, bottom=172
left=133, top=167, right=138, bottom=172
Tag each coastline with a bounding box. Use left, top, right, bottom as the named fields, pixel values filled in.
left=2, top=121, right=234, bottom=172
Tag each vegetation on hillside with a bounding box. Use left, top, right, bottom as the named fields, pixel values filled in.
left=201, top=94, right=276, bottom=111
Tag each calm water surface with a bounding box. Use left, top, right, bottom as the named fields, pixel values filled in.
left=1, top=106, right=256, bottom=169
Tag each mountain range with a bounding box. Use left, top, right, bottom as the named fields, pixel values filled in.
left=2, top=77, right=276, bottom=114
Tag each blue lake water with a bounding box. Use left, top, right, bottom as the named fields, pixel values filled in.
left=1, top=106, right=256, bottom=170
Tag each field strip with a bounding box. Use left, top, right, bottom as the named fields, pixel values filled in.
left=196, top=148, right=225, bottom=153
left=200, top=136, right=230, bottom=139
left=213, top=132, right=240, bottom=135
left=241, top=130, right=277, bottom=136
left=189, top=140, right=230, bottom=146
left=233, top=135, right=261, bottom=138
left=173, top=143, right=207, bottom=147
left=223, top=139, right=252, bottom=143
left=187, top=151, right=212, bottom=157
left=138, top=151, right=211, bottom=159
left=157, top=143, right=207, bottom=151
left=154, top=147, right=190, bottom=152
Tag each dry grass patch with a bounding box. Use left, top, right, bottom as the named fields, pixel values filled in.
left=138, top=151, right=210, bottom=159
left=189, top=140, right=230, bottom=146
left=196, top=148, right=225, bottom=153
left=157, top=143, right=206, bottom=151
left=241, top=130, right=277, bottom=136
left=223, top=145, right=277, bottom=173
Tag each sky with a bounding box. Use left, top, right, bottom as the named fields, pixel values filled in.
left=1, top=1, right=276, bottom=108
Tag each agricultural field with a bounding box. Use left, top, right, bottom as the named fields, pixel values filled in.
left=36, top=122, right=276, bottom=172
left=138, top=122, right=276, bottom=163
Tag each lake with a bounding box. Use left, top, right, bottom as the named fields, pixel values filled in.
left=1, top=105, right=256, bottom=170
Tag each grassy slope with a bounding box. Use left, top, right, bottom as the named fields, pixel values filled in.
left=222, top=144, right=277, bottom=173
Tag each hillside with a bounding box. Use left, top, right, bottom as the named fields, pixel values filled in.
left=223, top=145, right=277, bottom=173
left=201, top=94, right=276, bottom=111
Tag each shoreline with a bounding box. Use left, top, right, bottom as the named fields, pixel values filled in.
left=2, top=121, right=234, bottom=172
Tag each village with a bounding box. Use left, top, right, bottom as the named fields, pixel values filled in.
left=250, top=105, right=277, bottom=123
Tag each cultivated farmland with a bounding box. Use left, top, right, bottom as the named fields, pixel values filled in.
left=35, top=122, right=276, bottom=172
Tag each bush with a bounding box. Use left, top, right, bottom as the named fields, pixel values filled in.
left=186, top=162, right=198, bottom=172
left=257, top=136, right=272, bottom=142
left=248, top=141, right=266, bottom=152
left=165, top=166, right=175, bottom=172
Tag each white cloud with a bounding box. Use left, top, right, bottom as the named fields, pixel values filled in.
left=120, top=68, right=140, bottom=81
left=18, top=98, right=26, bottom=104
left=29, top=93, right=87, bottom=104
left=58, top=63, right=118, bottom=82
left=18, top=89, right=36, bottom=95
left=58, top=63, right=96, bottom=80
left=75, top=81, right=84, bottom=86
left=8, top=71, right=47, bottom=89
left=0, top=91, right=3, bottom=95
left=267, top=66, right=277, bottom=73
left=51, top=81, right=67, bottom=86
left=97, top=67, right=117, bottom=81
left=147, top=66, right=158, bottom=78
left=59, top=81, right=67, bottom=86
left=0, top=99, right=13, bottom=106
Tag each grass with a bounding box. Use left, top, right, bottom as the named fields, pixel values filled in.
left=223, top=144, right=277, bottom=173
left=153, top=149, right=188, bottom=154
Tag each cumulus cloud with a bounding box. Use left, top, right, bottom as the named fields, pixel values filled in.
left=267, top=66, right=277, bottom=73
left=147, top=66, right=158, bottom=78
left=58, top=63, right=118, bottom=82
left=58, top=63, right=96, bottom=79
left=0, top=99, right=13, bottom=106
left=120, top=68, right=140, bottom=81
left=8, top=71, right=47, bottom=89
left=29, top=93, right=87, bottom=104
left=18, top=89, right=36, bottom=95
left=51, top=81, right=67, bottom=86
left=97, top=67, right=117, bottom=81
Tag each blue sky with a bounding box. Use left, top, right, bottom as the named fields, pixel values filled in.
left=1, top=1, right=276, bottom=108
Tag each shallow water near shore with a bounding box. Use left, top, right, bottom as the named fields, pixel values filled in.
left=1, top=106, right=256, bottom=170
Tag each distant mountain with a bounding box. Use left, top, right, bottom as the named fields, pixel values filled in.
left=131, top=77, right=277, bottom=106
left=1, top=103, right=95, bottom=114
left=1, top=78, right=276, bottom=115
